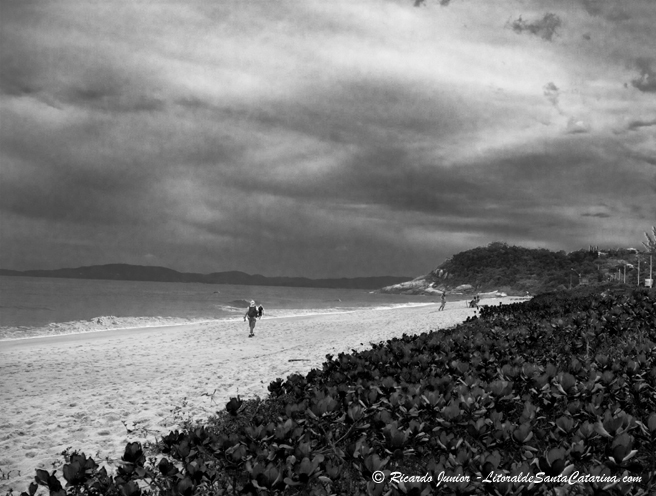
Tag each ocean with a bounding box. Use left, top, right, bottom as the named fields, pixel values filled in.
left=0, top=276, right=433, bottom=341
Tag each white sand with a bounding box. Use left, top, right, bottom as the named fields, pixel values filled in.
left=0, top=298, right=518, bottom=493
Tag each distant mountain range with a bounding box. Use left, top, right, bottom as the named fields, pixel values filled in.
left=0, top=264, right=411, bottom=290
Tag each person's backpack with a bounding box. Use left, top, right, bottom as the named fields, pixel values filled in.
left=248, top=306, right=258, bottom=318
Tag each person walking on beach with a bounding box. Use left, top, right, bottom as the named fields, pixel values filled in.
left=243, top=300, right=261, bottom=338
left=439, top=291, right=446, bottom=311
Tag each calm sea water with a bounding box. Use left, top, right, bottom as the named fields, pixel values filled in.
left=0, top=276, right=432, bottom=340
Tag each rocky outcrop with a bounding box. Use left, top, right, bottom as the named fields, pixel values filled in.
left=379, top=269, right=449, bottom=295
left=380, top=275, right=508, bottom=297
left=379, top=266, right=506, bottom=296
left=379, top=276, right=434, bottom=295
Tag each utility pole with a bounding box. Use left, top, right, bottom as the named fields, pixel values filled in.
left=623, top=265, right=626, bottom=284
left=644, top=253, right=654, bottom=288
left=638, top=258, right=640, bottom=287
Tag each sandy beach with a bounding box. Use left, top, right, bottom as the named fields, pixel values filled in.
left=0, top=298, right=518, bottom=493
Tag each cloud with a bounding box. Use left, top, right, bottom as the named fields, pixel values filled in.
left=627, top=118, right=656, bottom=131
left=631, top=58, right=656, bottom=93
left=413, top=0, right=451, bottom=6
left=580, top=0, right=630, bottom=22
left=581, top=212, right=611, bottom=218
left=566, top=117, right=591, bottom=134
left=64, top=86, right=166, bottom=114
left=543, top=82, right=560, bottom=109
left=1, top=0, right=655, bottom=277
left=509, top=13, right=562, bottom=42
left=581, top=0, right=603, bottom=17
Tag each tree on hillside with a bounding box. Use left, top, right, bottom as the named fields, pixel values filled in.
left=643, top=226, right=656, bottom=252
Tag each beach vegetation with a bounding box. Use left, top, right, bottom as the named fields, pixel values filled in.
left=8, top=287, right=656, bottom=495
left=643, top=226, right=656, bottom=252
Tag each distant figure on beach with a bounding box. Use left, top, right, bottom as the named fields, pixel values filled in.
left=469, top=295, right=480, bottom=308
left=243, top=300, right=263, bottom=338
left=439, top=292, right=446, bottom=311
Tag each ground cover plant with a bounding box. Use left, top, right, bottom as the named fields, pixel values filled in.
left=9, top=288, right=656, bottom=496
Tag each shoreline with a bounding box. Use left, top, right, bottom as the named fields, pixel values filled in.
left=0, top=298, right=517, bottom=492
left=0, top=302, right=441, bottom=344
left=0, top=302, right=441, bottom=351
left=0, top=295, right=528, bottom=344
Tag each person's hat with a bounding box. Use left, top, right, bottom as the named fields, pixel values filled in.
left=250, top=300, right=256, bottom=307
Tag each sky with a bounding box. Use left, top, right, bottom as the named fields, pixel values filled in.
left=1, top=0, right=655, bottom=278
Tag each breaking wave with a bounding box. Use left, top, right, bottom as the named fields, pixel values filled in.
left=0, top=302, right=433, bottom=341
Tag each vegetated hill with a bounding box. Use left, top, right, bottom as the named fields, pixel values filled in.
left=0, top=264, right=410, bottom=290
left=382, top=242, right=648, bottom=295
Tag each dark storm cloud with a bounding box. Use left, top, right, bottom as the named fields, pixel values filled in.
left=631, top=58, right=656, bottom=93
left=414, top=0, right=452, bottom=7
left=581, top=212, right=611, bottom=218
left=222, top=131, right=643, bottom=253
left=460, top=134, right=653, bottom=235
left=65, top=86, right=166, bottom=113
left=566, top=118, right=591, bottom=134
left=186, top=73, right=507, bottom=206
left=509, top=13, right=562, bottom=41
left=0, top=172, right=148, bottom=225
left=0, top=41, right=166, bottom=114
left=308, top=147, right=481, bottom=215
left=0, top=139, right=159, bottom=226
left=200, top=76, right=548, bottom=227
left=580, top=0, right=603, bottom=17
left=627, top=118, right=656, bottom=131
left=0, top=96, right=244, bottom=229
left=580, top=0, right=630, bottom=22
left=543, top=82, right=560, bottom=107
left=635, top=155, right=656, bottom=167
